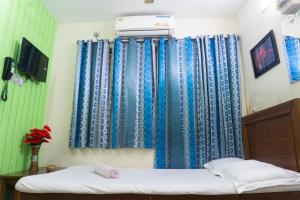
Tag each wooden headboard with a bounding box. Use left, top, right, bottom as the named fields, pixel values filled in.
left=242, top=98, right=300, bottom=172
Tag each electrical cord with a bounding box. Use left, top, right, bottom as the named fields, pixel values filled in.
left=1, top=81, right=8, bottom=101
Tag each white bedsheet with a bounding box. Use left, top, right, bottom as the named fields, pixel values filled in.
left=16, top=166, right=300, bottom=195
left=16, top=166, right=237, bottom=195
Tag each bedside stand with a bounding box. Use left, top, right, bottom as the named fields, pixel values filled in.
left=0, top=167, right=63, bottom=200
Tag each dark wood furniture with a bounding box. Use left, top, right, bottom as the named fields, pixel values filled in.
left=243, top=98, right=300, bottom=171
left=0, top=167, right=63, bottom=200
left=16, top=99, right=300, bottom=200
left=17, top=192, right=300, bottom=200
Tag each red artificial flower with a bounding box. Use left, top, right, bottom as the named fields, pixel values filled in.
left=44, top=125, right=51, bottom=132
left=30, top=128, right=39, bottom=132
left=42, top=139, right=49, bottom=143
left=24, top=139, right=32, bottom=143
left=24, top=124, right=52, bottom=145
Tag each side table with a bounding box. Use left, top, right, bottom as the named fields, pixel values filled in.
left=0, top=167, right=63, bottom=200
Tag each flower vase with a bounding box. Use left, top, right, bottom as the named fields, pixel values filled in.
left=29, top=145, right=40, bottom=173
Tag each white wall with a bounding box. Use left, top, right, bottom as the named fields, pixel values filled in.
left=236, top=0, right=300, bottom=114
left=41, top=17, right=240, bottom=168
left=281, top=15, right=300, bottom=38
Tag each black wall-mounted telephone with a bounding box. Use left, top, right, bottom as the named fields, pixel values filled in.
left=2, top=57, right=15, bottom=81
left=1, top=57, right=16, bottom=101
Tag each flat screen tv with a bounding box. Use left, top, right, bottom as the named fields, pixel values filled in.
left=18, top=38, right=49, bottom=82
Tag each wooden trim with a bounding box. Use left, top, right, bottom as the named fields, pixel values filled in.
left=14, top=191, right=21, bottom=200
left=290, top=100, right=300, bottom=170
left=242, top=99, right=298, bottom=125
left=242, top=122, right=250, bottom=159
left=19, top=192, right=300, bottom=200
left=0, top=178, right=6, bottom=200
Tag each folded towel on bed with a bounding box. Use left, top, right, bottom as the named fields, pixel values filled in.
left=94, top=164, right=119, bottom=179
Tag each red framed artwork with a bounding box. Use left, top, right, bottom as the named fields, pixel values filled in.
left=250, top=30, right=280, bottom=78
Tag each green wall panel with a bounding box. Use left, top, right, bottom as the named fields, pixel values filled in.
left=0, top=0, right=56, bottom=174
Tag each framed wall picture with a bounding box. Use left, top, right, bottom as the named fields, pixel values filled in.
left=250, top=30, right=280, bottom=78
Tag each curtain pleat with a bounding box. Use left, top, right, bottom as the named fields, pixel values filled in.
left=156, top=37, right=168, bottom=168
left=228, top=36, right=243, bottom=158
left=184, top=37, right=197, bottom=169
left=97, top=41, right=110, bottom=148
left=134, top=41, right=144, bottom=147
left=111, top=38, right=128, bottom=148
left=167, top=38, right=185, bottom=169
left=111, top=38, right=121, bottom=148
left=123, top=38, right=138, bottom=147
left=89, top=41, right=103, bottom=147
left=71, top=42, right=92, bottom=148
left=143, top=38, right=154, bottom=148
left=70, top=36, right=243, bottom=169
left=69, top=41, right=83, bottom=148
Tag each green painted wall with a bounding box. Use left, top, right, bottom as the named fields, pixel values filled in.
left=0, top=0, right=56, bottom=174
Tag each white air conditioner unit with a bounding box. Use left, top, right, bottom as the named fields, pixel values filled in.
left=277, top=0, right=300, bottom=14
left=115, top=15, right=175, bottom=37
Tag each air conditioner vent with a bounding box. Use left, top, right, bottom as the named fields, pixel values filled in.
left=277, top=0, right=300, bottom=14
left=115, top=15, right=175, bottom=37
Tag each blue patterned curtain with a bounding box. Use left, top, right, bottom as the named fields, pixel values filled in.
left=70, top=36, right=243, bottom=168
left=283, top=36, right=300, bottom=83
left=155, top=35, right=243, bottom=168
left=111, top=38, right=156, bottom=148
left=70, top=40, right=110, bottom=148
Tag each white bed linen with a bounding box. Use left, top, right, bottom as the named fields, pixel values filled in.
left=15, top=166, right=300, bottom=195
left=16, top=166, right=237, bottom=195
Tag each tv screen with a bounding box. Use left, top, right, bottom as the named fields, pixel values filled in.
left=18, top=38, right=49, bottom=82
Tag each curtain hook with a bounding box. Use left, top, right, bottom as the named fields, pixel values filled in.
left=94, top=31, right=100, bottom=41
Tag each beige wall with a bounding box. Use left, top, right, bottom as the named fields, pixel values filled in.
left=236, top=0, right=300, bottom=114
left=41, top=17, right=240, bottom=168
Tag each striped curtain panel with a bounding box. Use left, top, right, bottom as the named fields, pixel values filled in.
left=283, top=36, right=300, bottom=83
left=111, top=38, right=156, bottom=148
left=156, top=35, right=243, bottom=168
left=70, top=35, right=243, bottom=169
left=70, top=40, right=110, bottom=148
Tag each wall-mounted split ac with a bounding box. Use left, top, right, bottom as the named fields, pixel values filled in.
left=115, top=15, right=175, bottom=37
left=277, top=0, right=300, bottom=14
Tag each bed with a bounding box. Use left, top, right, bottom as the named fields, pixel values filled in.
left=15, top=98, right=300, bottom=200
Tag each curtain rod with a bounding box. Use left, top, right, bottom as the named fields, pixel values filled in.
left=77, top=35, right=240, bottom=44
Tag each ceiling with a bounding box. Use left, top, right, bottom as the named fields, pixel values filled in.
left=43, top=0, right=246, bottom=23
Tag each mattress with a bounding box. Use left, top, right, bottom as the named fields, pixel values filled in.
left=15, top=166, right=300, bottom=195
left=16, top=166, right=236, bottom=195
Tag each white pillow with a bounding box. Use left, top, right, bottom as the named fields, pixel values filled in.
left=222, top=160, right=300, bottom=193
left=204, top=157, right=244, bottom=176
left=205, top=159, right=300, bottom=193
